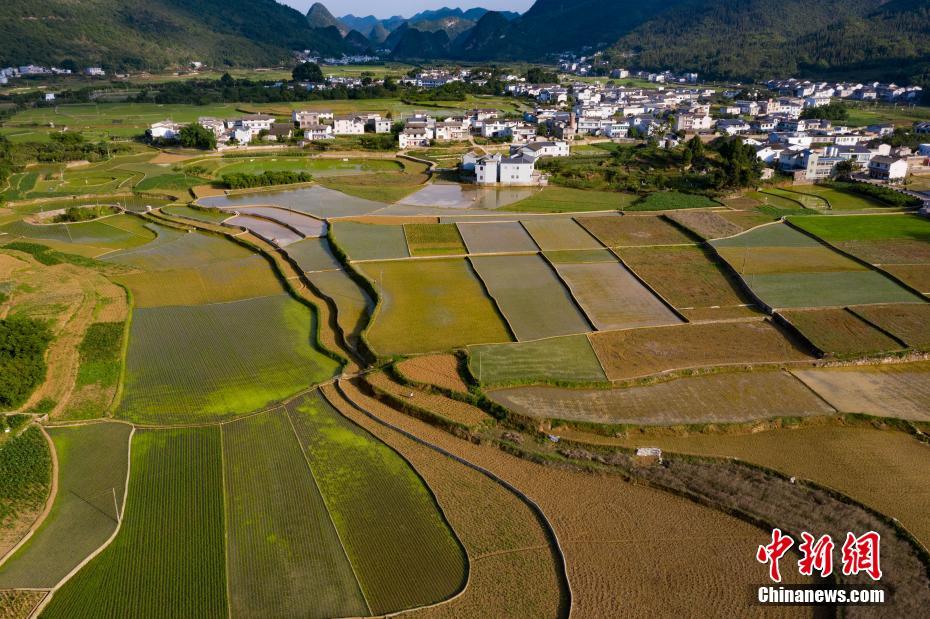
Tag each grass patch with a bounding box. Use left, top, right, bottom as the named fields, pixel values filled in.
left=626, top=192, right=719, bottom=211
left=505, top=186, right=633, bottom=213
left=468, top=335, right=607, bottom=386
left=404, top=223, right=466, bottom=256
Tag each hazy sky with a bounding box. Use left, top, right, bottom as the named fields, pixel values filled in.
left=281, top=0, right=533, bottom=19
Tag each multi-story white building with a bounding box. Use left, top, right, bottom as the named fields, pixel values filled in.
left=332, top=116, right=365, bottom=135
left=474, top=154, right=536, bottom=186
left=238, top=114, right=275, bottom=137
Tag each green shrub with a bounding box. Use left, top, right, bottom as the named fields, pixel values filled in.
left=0, top=316, right=53, bottom=409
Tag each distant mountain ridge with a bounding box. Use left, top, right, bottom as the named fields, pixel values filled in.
left=1, top=0, right=347, bottom=70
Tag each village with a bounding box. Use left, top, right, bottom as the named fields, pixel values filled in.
left=137, top=65, right=930, bottom=189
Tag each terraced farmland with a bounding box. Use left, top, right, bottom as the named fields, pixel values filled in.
left=850, top=303, right=930, bottom=348
left=236, top=206, right=326, bottom=237
left=468, top=335, right=608, bottom=386
left=117, top=294, right=341, bottom=423
left=589, top=321, right=814, bottom=381
left=357, top=258, right=511, bottom=355
left=780, top=308, right=904, bottom=357
left=307, top=269, right=374, bottom=346
left=42, top=428, right=227, bottom=618
left=456, top=221, right=539, bottom=253
left=226, top=214, right=303, bottom=246
left=200, top=185, right=387, bottom=218
left=470, top=254, right=592, bottom=340
left=331, top=221, right=410, bottom=260
left=617, top=245, right=758, bottom=320
left=520, top=218, right=603, bottom=250
left=793, top=362, right=930, bottom=421
left=712, top=222, right=924, bottom=308
left=222, top=409, right=369, bottom=618
left=489, top=370, right=835, bottom=425
left=284, top=237, right=343, bottom=272
left=791, top=213, right=930, bottom=294
left=0, top=423, right=131, bottom=588
left=577, top=214, right=695, bottom=246
left=286, top=391, right=467, bottom=612
left=403, top=223, right=466, bottom=256
left=551, top=257, right=681, bottom=331
left=1, top=214, right=157, bottom=255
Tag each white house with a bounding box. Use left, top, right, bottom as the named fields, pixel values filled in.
left=303, top=124, right=333, bottom=141
left=198, top=117, right=227, bottom=137
left=474, top=154, right=535, bottom=185
left=868, top=156, right=908, bottom=182
left=675, top=113, right=713, bottom=133
left=513, top=141, right=570, bottom=159
left=333, top=116, right=365, bottom=135
left=238, top=114, right=275, bottom=137
left=364, top=115, right=392, bottom=134
left=398, top=127, right=431, bottom=149
left=149, top=121, right=182, bottom=140
left=232, top=127, right=252, bottom=145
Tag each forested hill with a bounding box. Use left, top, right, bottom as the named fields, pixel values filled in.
left=1, top=0, right=347, bottom=71
left=615, top=0, right=930, bottom=83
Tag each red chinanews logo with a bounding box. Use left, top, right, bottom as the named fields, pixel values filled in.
left=757, top=529, right=882, bottom=582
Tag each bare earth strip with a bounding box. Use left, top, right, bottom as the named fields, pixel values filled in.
left=792, top=363, right=930, bottom=421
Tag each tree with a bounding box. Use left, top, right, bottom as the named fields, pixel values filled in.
left=834, top=159, right=854, bottom=179
left=800, top=102, right=849, bottom=121
left=178, top=123, right=216, bottom=150
left=292, top=62, right=324, bottom=83
left=525, top=67, right=559, bottom=84
left=686, top=135, right=704, bottom=161
left=715, top=137, right=762, bottom=188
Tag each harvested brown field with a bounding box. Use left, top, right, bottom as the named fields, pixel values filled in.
left=335, top=380, right=809, bottom=618
left=849, top=303, right=930, bottom=348
left=882, top=264, right=930, bottom=294
left=618, top=245, right=760, bottom=320
left=366, top=372, right=490, bottom=428
left=792, top=362, right=930, bottom=421
left=720, top=195, right=762, bottom=210
left=835, top=239, right=930, bottom=266
left=589, top=321, right=814, bottom=381
left=0, top=590, right=47, bottom=618
left=664, top=210, right=742, bottom=240
left=718, top=210, right=777, bottom=231
left=489, top=370, right=835, bottom=425
left=780, top=308, right=904, bottom=357
left=576, top=215, right=695, bottom=246
left=395, top=354, right=469, bottom=393
left=320, top=383, right=565, bottom=618
left=603, top=426, right=930, bottom=550
left=552, top=260, right=682, bottom=330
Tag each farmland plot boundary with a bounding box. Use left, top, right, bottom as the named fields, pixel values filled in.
left=333, top=378, right=573, bottom=616
left=605, top=249, right=688, bottom=323
left=783, top=217, right=930, bottom=304
left=0, top=426, right=57, bottom=567
left=145, top=210, right=350, bottom=368
left=31, top=426, right=135, bottom=617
